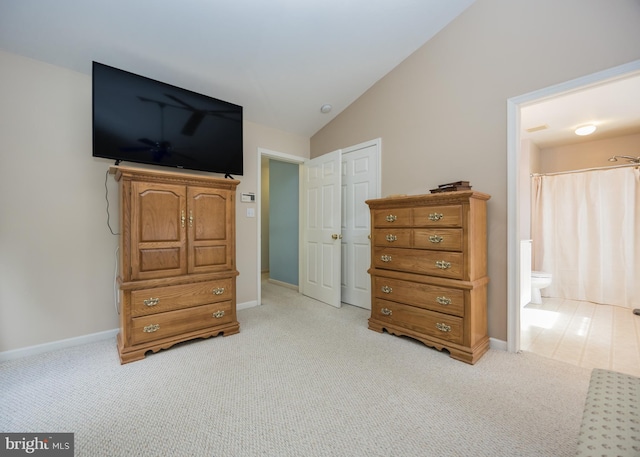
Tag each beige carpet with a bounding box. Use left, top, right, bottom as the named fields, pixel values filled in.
left=0, top=282, right=591, bottom=456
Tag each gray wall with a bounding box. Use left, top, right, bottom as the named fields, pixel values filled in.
left=268, top=160, right=299, bottom=285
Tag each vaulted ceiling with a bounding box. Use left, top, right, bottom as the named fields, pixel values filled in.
left=0, top=0, right=475, bottom=137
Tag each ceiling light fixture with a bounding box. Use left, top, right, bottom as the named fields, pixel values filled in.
left=320, top=104, right=332, bottom=114
left=574, top=124, right=596, bottom=136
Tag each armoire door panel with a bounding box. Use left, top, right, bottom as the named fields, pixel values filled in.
left=139, top=247, right=183, bottom=273
left=131, top=182, right=187, bottom=280
left=192, top=245, right=228, bottom=268
left=187, top=186, right=233, bottom=273
left=190, top=187, right=228, bottom=241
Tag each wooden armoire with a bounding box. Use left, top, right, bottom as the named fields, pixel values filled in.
left=111, top=166, right=239, bottom=363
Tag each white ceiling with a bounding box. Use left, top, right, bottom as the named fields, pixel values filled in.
left=0, top=0, right=475, bottom=137
left=520, top=73, right=640, bottom=149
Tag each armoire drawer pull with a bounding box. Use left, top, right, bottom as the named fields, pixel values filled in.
left=386, top=215, right=397, bottom=222
left=212, top=310, right=225, bottom=319
left=143, top=324, right=160, bottom=333
left=381, top=285, right=393, bottom=294
left=429, top=235, right=444, bottom=243
left=436, top=322, right=451, bottom=333
left=385, top=234, right=397, bottom=242
left=436, top=296, right=452, bottom=305
left=212, top=287, right=225, bottom=295
left=380, top=255, right=392, bottom=263
left=435, top=260, right=451, bottom=269
left=143, top=297, right=159, bottom=307
left=429, top=213, right=444, bottom=221
left=381, top=308, right=393, bottom=316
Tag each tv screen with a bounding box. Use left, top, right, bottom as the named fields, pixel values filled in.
left=92, top=62, right=243, bottom=176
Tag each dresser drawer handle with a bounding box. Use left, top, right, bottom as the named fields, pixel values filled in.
left=385, top=215, right=397, bottom=222
left=212, top=287, right=225, bottom=295
left=380, top=255, right=392, bottom=263
left=143, top=323, right=160, bottom=333
left=436, top=322, right=451, bottom=332
left=436, top=296, right=452, bottom=305
left=385, top=234, right=397, bottom=242
left=429, top=213, right=444, bottom=221
left=213, top=310, right=225, bottom=319
left=429, top=235, right=444, bottom=243
left=143, top=297, right=159, bottom=307
left=381, top=285, right=393, bottom=294
left=435, top=260, right=451, bottom=270
left=381, top=307, right=393, bottom=316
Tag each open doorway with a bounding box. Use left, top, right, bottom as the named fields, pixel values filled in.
left=506, top=60, right=640, bottom=366
left=257, top=140, right=381, bottom=309
left=257, top=148, right=305, bottom=308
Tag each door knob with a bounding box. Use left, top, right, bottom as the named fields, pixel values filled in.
left=331, top=233, right=343, bottom=240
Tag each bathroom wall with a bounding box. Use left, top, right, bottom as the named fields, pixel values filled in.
left=519, top=139, right=539, bottom=241
left=538, top=132, right=640, bottom=173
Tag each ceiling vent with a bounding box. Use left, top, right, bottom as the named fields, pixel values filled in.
left=525, top=124, right=549, bottom=133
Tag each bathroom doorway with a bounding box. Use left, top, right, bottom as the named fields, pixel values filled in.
left=507, top=59, right=640, bottom=375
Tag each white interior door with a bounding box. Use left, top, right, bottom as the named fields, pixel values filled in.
left=301, top=150, right=342, bottom=308
left=341, top=143, right=380, bottom=309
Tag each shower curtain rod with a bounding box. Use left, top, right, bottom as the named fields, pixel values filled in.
left=530, top=163, right=639, bottom=177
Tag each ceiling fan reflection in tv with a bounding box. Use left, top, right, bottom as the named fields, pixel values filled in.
left=92, top=62, right=244, bottom=177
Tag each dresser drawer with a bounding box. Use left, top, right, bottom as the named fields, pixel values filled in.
left=373, top=208, right=412, bottom=227
left=131, top=301, right=233, bottom=345
left=373, top=228, right=412, bottom=248
left=373, top=248, right=464, bottom=279
left=413, top=228, right=463, bottom=251
left=373, top=276, right=464, bottom=317
left=413, top=205, right=462, bottom=227
left=372, top=299, right=463, bottom=345
left=131, top=279, right=233, bottom=317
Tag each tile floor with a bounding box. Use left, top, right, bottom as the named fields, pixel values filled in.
left=520, top=297, right=640, bottom=377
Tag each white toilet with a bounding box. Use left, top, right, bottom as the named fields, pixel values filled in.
left=530, top=271, right=552, bottom=304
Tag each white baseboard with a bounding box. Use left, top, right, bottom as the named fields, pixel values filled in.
left=0, top=328, right=119, bottom=363
left=2, top=300, right=262, bottom=362
left=0, top=314, right=509, bottom=364
left=267, top=278, right=299, bottom=291
left=489, top=337, right=508, bottom=351
left=237, top=300, right=258, bottom=311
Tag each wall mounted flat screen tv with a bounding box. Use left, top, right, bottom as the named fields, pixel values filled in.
left=92, top=62, right=243, bottom=176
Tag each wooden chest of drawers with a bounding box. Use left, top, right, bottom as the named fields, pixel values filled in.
left=366, top=191, right=490, bottom=364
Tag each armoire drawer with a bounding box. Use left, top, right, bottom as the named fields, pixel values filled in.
left=131, top=301, right=233, bottom=345
left=131, top=279, right=233, bottom=317
left=373, top=248, right=464, bottom=280
left=413, top=205, right=462, bottom=227
left=373, top=276, right=464, bottom=317
left=372, top=299, right=463, bottom=345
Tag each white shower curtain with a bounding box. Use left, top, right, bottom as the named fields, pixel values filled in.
left=531, top=166, right=640, bottom=309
